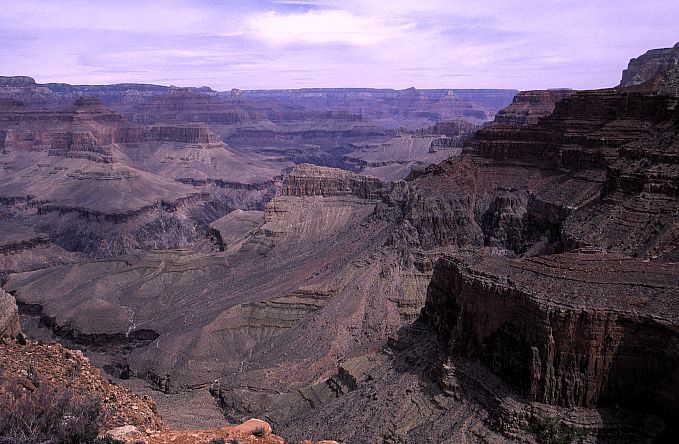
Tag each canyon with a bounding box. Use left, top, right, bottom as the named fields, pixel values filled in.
left=1, top=43, right=678, bottom=443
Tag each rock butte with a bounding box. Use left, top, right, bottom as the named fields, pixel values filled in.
left=0, top=43, right=678, bottom=442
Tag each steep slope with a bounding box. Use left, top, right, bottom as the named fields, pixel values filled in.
left=0, top=337, right=335, bottom=444
left=5, top=166, right=398, bottom=394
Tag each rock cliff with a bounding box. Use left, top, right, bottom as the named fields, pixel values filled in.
left=491, top=90, right=575, bottom=126
left=281, top=164, right=387, bottom=199
left=0, top=288, right=21, bottom=337
left=620, top=42, right=679, bottom=86
left=424, top=254, right=679, bottom=419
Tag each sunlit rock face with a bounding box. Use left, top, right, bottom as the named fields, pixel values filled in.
left=0, top=288, right=21, bottom=338
left=619, top=42, right=679, bottom=87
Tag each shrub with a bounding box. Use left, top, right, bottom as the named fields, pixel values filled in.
left=252, top=426, right=266, bottom=437
left=527, top=413, right=586, bottom=444
left=0, top=377, right=102, bottom=444
left=16, top=333, right=26, bottom=346
left=96, top=436, right=125, bottom=444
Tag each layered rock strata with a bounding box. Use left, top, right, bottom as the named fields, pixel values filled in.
left=491, top=90, right=575, bottom=126
left=620, top=42, right=679, bottom=87
left=2, top=45, right=678, bottom=443
left=424, top=254, right=679, bottom=419
left=413, top=44, right=679, bottom=440
left=281, top=163, right=387, bottom=199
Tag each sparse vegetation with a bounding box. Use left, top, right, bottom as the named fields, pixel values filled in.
left=98, top=435, right=126, bottom=444
left=527, top=413, right=587, bottom=444
left=0, top=377, right=103, bottom=444
left=15, top=332, right=26, bottom=346
left=252, top=426, right=266, bottom=437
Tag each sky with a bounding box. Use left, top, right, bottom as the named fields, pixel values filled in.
left=1, top=0, right=677, bottom=91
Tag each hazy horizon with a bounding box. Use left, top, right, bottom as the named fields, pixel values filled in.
left=1, top=0, right=677, bottom=91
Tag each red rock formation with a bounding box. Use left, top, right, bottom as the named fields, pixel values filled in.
left=0, top=338, right=163, bottom=432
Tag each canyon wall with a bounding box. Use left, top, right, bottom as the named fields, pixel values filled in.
left=424, top=254, right=679, bottom=419
left=416, top=43, right=679, bottom=437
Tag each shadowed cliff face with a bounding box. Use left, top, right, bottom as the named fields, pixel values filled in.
left=424, top=255, right=679, bottom=415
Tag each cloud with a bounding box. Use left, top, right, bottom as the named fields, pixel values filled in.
left=0, top=0, right=677, bottom=90
left=248, top=9, right=414, bottom=46
left=0, top=0, right=216, bottom=34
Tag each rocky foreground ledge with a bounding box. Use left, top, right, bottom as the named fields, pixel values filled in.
left=0, top=337, right=338, bottom=443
